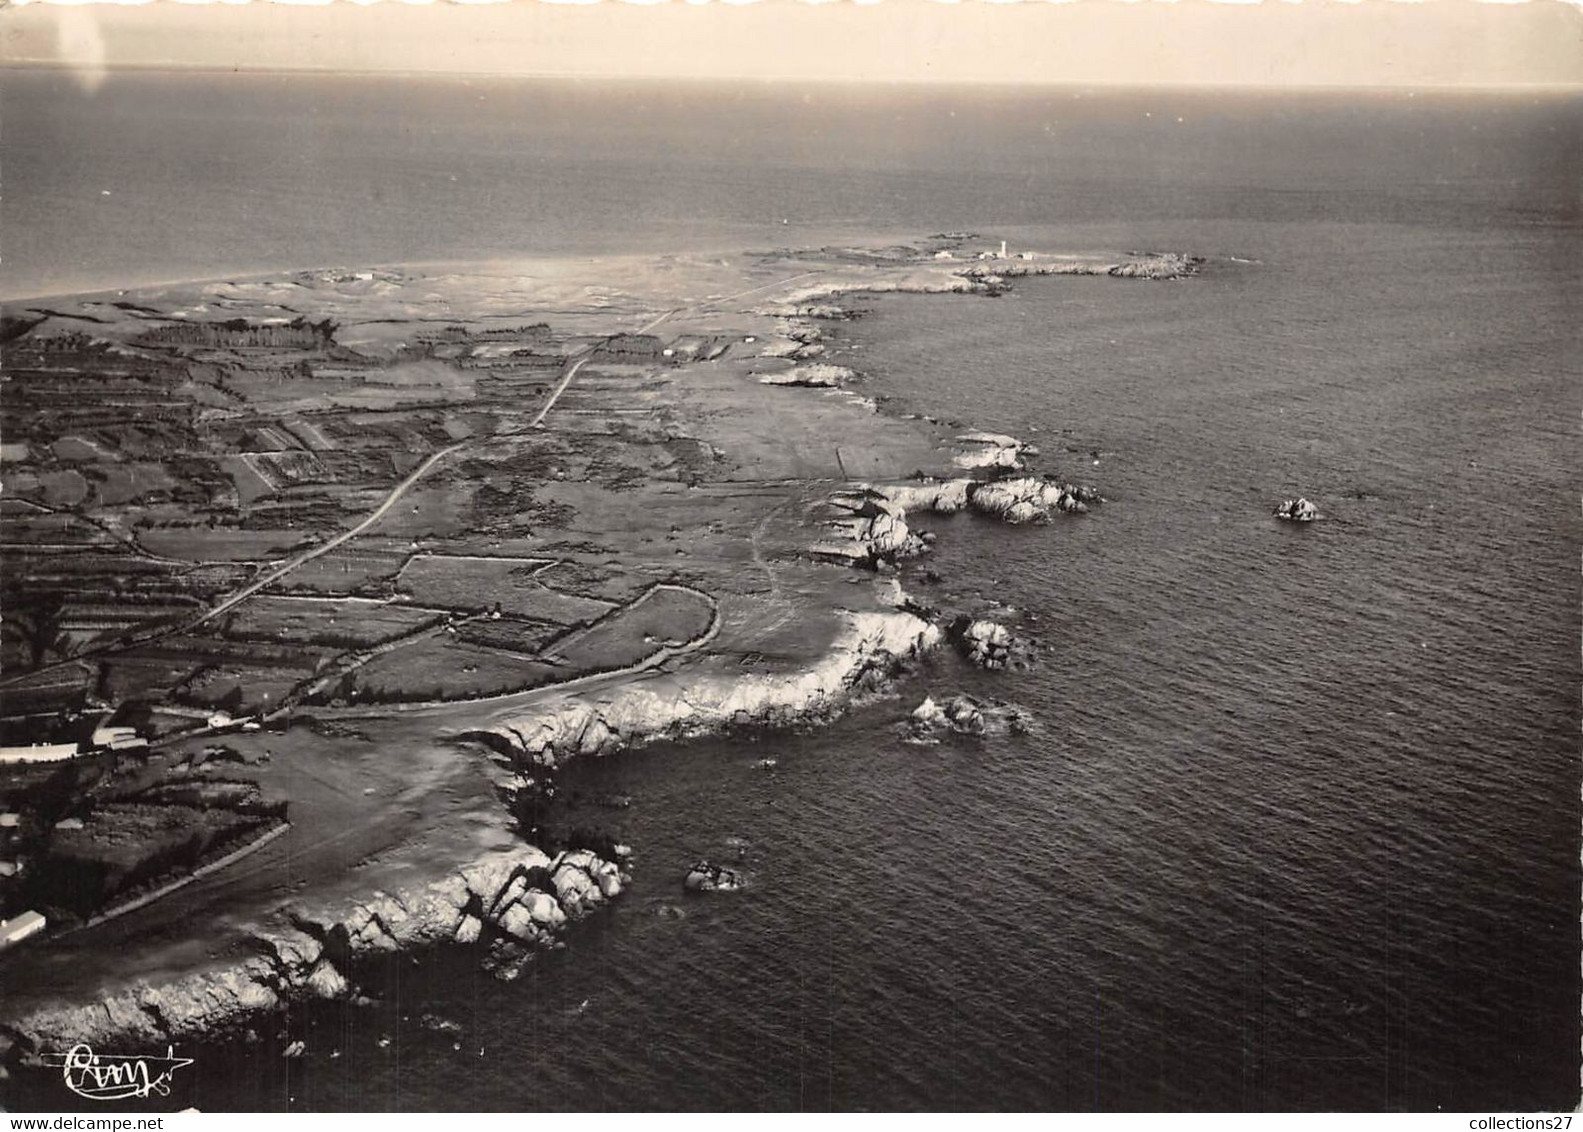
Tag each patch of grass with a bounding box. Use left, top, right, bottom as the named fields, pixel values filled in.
left=397, top=555, right=611, bottom=623
left=222, top=596, right=438, bottom=649
left=350, top=636, right=561, bottom=702
left=547, top=584, right=714, bottom=671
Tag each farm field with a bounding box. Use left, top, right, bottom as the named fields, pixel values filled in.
left=346, top=635, right=562, bottom=703
left=220, top=596, right=440, bottom=649
left=395, top=554, right=613, bottom=623
left=453, top=614, right=570, bottom=655
left=136, top=527, right=304, bottom=561
left=546, top=584, right=716, bottom=672
left=272, top=546, right=411, bottom=595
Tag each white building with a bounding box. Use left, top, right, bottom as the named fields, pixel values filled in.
left=91, top=726, right=147, bottom=752
left=0, top=743, right=81, bottom=766
left=0, top=910, right=46, bottom=947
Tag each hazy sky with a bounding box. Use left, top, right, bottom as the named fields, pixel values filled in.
left=2, top=0, right=1581, bottom=89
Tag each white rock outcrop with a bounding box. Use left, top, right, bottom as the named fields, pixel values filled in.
left=758, top=364, right=855, bottom=387
left=6, top=843, right=628, bottom=1050
left=953, top=432, right=1027, bottom=471
left=468, top=609, right=939, bottom=766
left=952, top=618, right=1017, bottom=670
left=812, top=473, right=1098, bottom=572
left=907, top=693, right=1031, bottom=740
left=812, top=492, right=928, bottom=565
left=967, top=477, right=1091, bottom=521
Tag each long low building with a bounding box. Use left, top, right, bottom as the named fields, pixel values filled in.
left=0, top=910, right=46, bottom=947
left=91, top=726, right=148, bottom=752
left=0, top=742, right=81, bottom=766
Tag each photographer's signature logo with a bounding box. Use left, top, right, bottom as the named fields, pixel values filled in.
left=41, top=1044, right=193, bottom=1101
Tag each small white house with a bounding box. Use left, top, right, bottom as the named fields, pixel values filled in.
left=0, top=813, right=20, bottom=829
left=91, top=726, right=147, bottom=751
left=0, top=910, right=46, bottom=947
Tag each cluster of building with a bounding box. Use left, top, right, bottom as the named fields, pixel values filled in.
left=0, top=723, right=154, bottom=948
left=932, top=241, right=1038, bottom=263
left=0, top=813, right=45, bottom=950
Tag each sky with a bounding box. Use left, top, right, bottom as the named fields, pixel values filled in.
left=1, top=0, right=1580, bottom=89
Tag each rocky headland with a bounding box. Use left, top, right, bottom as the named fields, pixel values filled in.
left=5, top=843, right=626, bottom=1052
left=466, top=607, right=942, bottom=770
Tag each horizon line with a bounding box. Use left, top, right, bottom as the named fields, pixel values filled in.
left=5, top=59, right=1582, bottom=92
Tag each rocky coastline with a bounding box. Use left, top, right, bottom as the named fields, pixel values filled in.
left=1, top=240, right=1183, bottom=1066
left=3, top=843, right=626, bottom=1053
left=466, top=608, right=942, bottom=769
left=811, top=473, right=1099, bottom=571
left=2, top=611, right=939, bottom=1057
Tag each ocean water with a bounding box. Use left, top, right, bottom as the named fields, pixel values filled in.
left=2, top=70, right=1579, bottom=1111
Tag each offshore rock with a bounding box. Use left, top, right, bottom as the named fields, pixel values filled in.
left=684, top=861, right=746, bottom=893
left=1274, top=497, right=1318, bottom=522
left=949, top=617, right=1023, bottom=671
left=908, top=693, right=1031, bottom=740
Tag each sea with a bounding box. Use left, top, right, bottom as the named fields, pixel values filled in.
left=2, top=69, right=1579, bottom=1111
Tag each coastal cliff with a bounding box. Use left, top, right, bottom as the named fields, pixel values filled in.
left=467, top=608, right=941, bottom=767
left=811, top=474, right=1098, bottom=568
left=5, top=844, right=626, bottom=1051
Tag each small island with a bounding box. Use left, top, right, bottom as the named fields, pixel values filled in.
left=0, top=237, right=1196, bottom=1054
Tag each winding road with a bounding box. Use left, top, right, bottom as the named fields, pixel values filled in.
left=189, top=305, right=685, bottom=628
left=187, top=348, right=585, bottom=631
